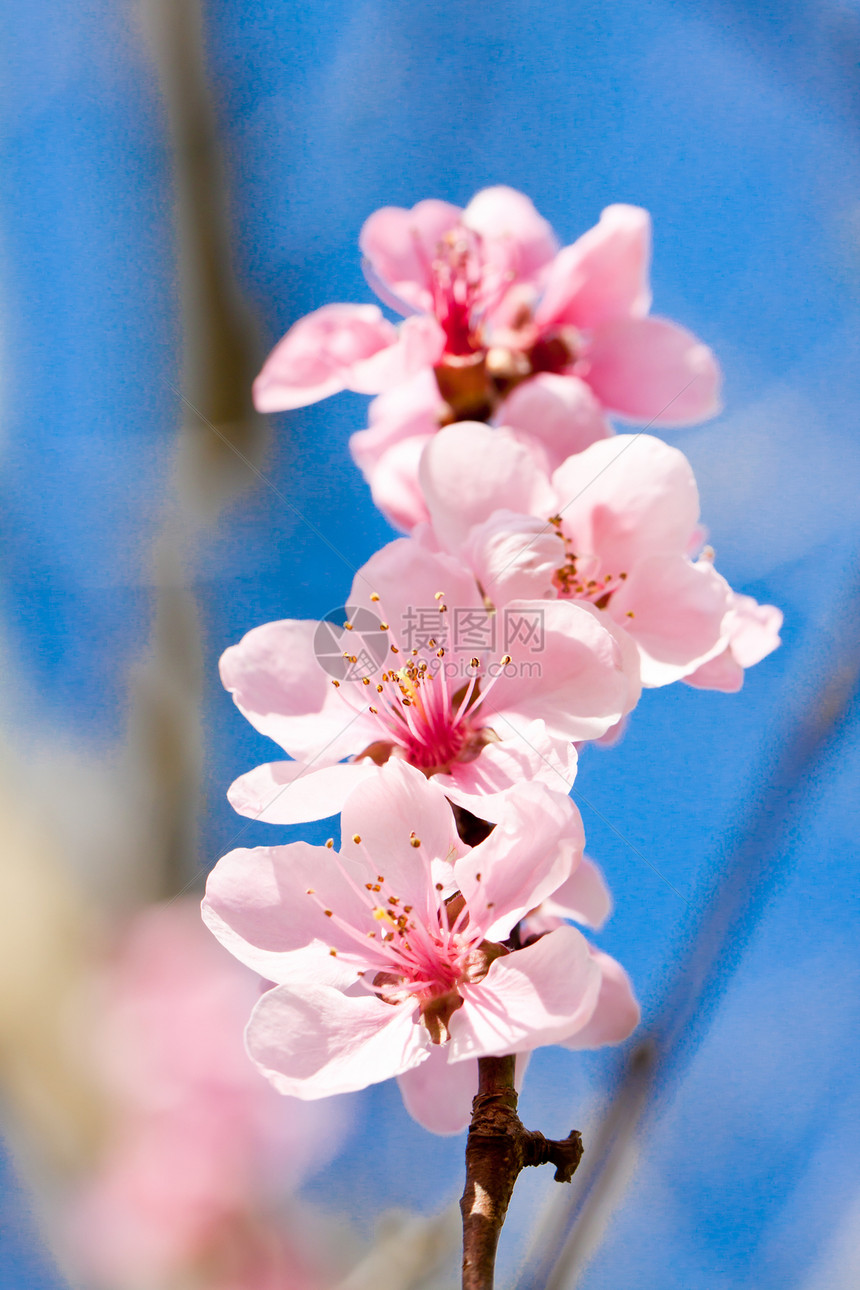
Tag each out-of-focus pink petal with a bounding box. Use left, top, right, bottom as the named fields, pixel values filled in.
left=682, top=646, right=745, bottom=692
left=684, top=593, right=783, bottom=691
left=365, top=434, right=434, bottom=532
left=397, top=1048, right=477, bottom=1135
left=202, top=843, right=371, bottom=986
left=359, top=199, right=463, bottom=314
left=499, top=374, right=613, bottom=470
left=535, top=205, right=652, bottom=330
left=450, top=925, right=601, bottom=1059
left=611, top=554, right=731, bottom=683
left=584, top=315, right=721, bottom=425
left=436, top=720, right=579, bottom=821
left=726, top=594, right=784, bottom=668
left=348, top=314, right=445, bottom=393
left=220, top=620, right=375, bottom=763
left=462, top=186, right=559, bottom=281
left=350, top=369, right=442, bottom=477
left=487, top=599, right=639, bottom=741
left=560, top=948, right=640, bottom=1049
left=252, top=304, right=399, bottom=412
left=226, top=760, right=378, bottom=825
left=340, top=762, right=463, bottom=909
left=551, top=434, right=701, bottom=572
left=420, top=422, right=556, bottom=552
left=543, top=855, right=613, bottom=930
left=464, top=510, right=560, bottom=607
left=246, top=983, right=429, bottom=1098
left=457, top=785, right=584, bottom=940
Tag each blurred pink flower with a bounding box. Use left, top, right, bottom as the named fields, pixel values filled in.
left=220, top=536, right=640, bottom=827
left=203, top=762, right=610, bottom=1131
left=252, top=189, right=720, bottom=531
left=67, top=901, right=346, bottom=1288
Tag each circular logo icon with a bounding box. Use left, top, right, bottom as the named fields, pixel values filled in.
left=313, top=605, right=389, bottom=682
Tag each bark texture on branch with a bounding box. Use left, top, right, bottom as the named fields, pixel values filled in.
left=460, top=1055, right=583, bottom=1290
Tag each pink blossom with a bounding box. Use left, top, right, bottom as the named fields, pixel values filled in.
left=67, top=902, right=345, bottom=1288
left=684, top=590, right=783, bottom=692
left=397, top=852, right=640, bottom=1134
left=419, top=422, right=734, bottom=687
left=252, top=190, right=719, bottom=531
left=221, top=535, right=640, bottom=826
left=203, top=762, right=607, bottom=1132
left=253, top=304, right=445, bottom=412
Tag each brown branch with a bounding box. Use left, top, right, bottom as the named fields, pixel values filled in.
left=460, top=1055, right=583, bottom=1290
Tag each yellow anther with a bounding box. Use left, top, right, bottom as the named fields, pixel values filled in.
left=325, top=839, right=334, bottom=849
left=370, top=592, right=380, bottom=601
left=410, top=837, right=421, bottom=849
left=434, top=590, right=445, bottom=600
left=344, top=621, right=354, bottom=630
left=352, top=834, right=361, bottom=844
left=331, top=679, right=340, bottom=688
left=373, top=907, right=396, bottom=926
left=306, top=888, right=315, bottom=894
left=501, top=654, right=512, bottom=666
left=324, top=909, right=333, bottom=917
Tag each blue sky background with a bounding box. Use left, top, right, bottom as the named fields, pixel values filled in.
left=2, top=1, right=859, bottom=1286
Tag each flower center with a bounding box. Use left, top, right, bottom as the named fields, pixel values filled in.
left=335, top=599, right=510, bottom=777
left=548, top=515, right=628, bottom=610
left=309, top=841, right=501, bottom=1046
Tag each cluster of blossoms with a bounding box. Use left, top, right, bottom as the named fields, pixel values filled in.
left=204, top=188, right=782, bottom=1136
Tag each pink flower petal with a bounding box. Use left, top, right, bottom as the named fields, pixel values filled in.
left=350, top=369, right=442, bottom=477
left=450, top=925, right=601, bottom=1059
left=397, top=1048, right=478, bottom=1135
left=551, top=434, right=701, bottom=573
left=347, top=537, right=486, bottom=677
left=462, top=186, right=559, bottom=282
left=252, top=304, right=399, bottom=412
left=486, top=599, right=639, bottom=741
left=542, top=855, right=612, bottom=930
left=359, top=199, right=464, bottom=314
left=682, top=646, right=744, bottom=693
left=420, top=422, right=556, bottom=552
left=436, top=720, right=579, bottom=821
left=202, top=843, right=372, bottom=986
left=610, top=553, right=731, bottom=684
left=560, top=948, right=640, bottom=1049
left=535, top=204, right=652, bottom=330
left=584, top=315, right=721, bottom=425
left=456, top=784, right=584, bottom=940
left=347, top=313, right=445, bottom=394
left=339, top=761, right=464, bottom=912
left=684, top=593, right=783, bottom=692
left=220, top=620, right=375, bottom=763
left=364, top=434, right=434, bottom=532
left=226, top=759, right=378, bottom=825
left=499, top=373, right=613, bottom=470
left=247, top=983, right=429, bottom=1098
left=461, top=510, right=559, bottom=607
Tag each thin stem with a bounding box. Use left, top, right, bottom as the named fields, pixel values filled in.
left=459, top=1056, right=584, bottom=1290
